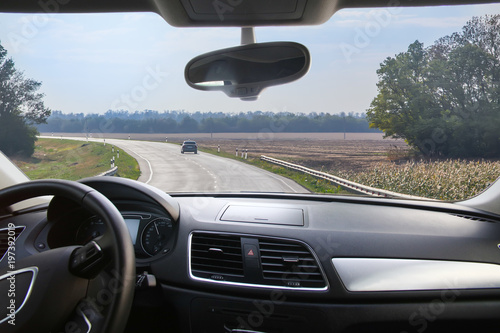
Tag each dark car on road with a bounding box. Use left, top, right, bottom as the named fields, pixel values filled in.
left=181, top=140, right=197, bottom=154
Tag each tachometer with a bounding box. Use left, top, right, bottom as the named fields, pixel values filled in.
left=140, top=218, right=173, bottom=256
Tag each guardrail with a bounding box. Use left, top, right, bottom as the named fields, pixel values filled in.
left=96, top=166, right=118, bottom=177
left=260, top=155, right=430, bottom=200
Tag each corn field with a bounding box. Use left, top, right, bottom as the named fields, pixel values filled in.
left=336, top=159, right=500, bottom=201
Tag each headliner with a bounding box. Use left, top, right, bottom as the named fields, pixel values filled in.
left=0, top=0, right=498, bottom=27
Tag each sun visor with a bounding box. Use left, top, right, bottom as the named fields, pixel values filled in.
left=155, top=0, right=339, bottom=27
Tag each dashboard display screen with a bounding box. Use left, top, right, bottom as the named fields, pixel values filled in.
left=124, top=218, right=140, bottom=245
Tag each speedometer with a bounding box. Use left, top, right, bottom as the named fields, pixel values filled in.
left=140, top=218, right=173, bottom=256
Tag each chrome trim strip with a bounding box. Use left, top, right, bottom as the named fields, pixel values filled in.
left=91, top=240, right=102, bottom=253
left=0, top=266, right=38, bottom=324
left=122, top=213, right=151, bottom=220
left=188, top=231, right=329, bottom=291
left=76, top=307, right=92, bottom=333
left=332, top=258, right=500, bottom=292
left=0, top=226, right=25, bottom=262
left=224, top=325, right=268, bottom=333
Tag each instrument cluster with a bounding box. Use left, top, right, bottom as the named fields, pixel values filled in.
left=76, top=211, right=175, bottom=259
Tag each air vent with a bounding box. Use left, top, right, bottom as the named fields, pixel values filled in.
left=259, top=238, right=326, bottom=288
left=0, top=226, right=25, bottom=262
left=190, top=232, right=328, bottom=290
left=191, top=233, right=244, bottom=281
left=450, top=213, right=499, bottom=224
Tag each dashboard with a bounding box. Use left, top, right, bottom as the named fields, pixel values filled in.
left=5, top=177, right=500, bottom=333
left=38, top=210, right=174, bottom=259
left=31, top=177, right=180, bottom=268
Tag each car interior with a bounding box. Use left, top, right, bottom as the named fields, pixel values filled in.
left=1, top=0, right=500, bottom=332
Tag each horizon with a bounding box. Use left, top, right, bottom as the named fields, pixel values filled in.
left=1, top=4, right=499, bottom=116
left=47, top=109, right=368, bottom=117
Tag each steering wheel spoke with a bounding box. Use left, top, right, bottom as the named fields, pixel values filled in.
left=65, top=298, right=107, bottom=333
left=0, top=180, right=135, bottom=333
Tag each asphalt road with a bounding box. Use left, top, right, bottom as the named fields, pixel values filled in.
left=46, top=136, right=307, bottom=193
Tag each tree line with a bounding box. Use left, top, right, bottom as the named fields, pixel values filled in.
left=367, top=15, right=500, bottom=158
left=37, top=110, right=378, bottom=134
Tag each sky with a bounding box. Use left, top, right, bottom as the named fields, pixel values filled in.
left=0, top=4, right=499, bottom=115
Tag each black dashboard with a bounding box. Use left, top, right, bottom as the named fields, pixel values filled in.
left=5, top=177, right=500, bottom=333
left=37, top=205, right=175, bottom=260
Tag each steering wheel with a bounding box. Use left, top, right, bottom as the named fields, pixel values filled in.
left=0, top=179, right=135, bottom=333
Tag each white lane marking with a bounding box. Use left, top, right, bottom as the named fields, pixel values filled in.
left=40, top=136, right=296, bottom=192
left=266, top=173, right=300, bottom=193
left=189, top=157, right=218, bottom=190
left=128, top=148, right=153, bottom=184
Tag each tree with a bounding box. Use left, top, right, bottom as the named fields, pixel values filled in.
left=367, top=15, right=500, bottom=158
left=0, top=41, right=51, bottom=156
left=178, top=116, right=199, bottom=133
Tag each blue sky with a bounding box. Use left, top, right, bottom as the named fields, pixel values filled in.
left=0, top=4, right=499, bottom=115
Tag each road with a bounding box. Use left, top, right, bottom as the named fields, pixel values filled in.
left=45, top=136, right=307, bottom=193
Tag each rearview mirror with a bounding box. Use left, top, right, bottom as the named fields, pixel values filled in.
left=185, top=42, right=310, bottom=101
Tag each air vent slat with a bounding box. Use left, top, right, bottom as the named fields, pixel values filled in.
left=192, top=266, right=244, bottom=275
left=191, top=234, right=244, bottom=279
left=191, top=269, right=243, bottom=276
left=192, top=249, right=241, bottom=255
left=191, top=257, right=243, bottom=266
left=262, top=269, right=322, bottom=276
left=259, top=242, right=303, bottom=247
left=260, top=249, right=309, bottom=255
left=260, top=255, right=315, bottom=261
left=262, top=263, right=319, bottom=269
left=262, top=272, right=324, bottom=280
left=259, top=238, right=327, bottom=288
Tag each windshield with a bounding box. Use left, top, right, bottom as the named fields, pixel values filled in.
left=0, top=4, right=499, bottom=200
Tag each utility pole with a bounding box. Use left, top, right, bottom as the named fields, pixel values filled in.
left=343, top=114, right=346, bottom=140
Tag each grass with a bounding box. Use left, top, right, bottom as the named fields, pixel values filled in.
left=336, top=159, right=500, bottom=201
left=199, top=147, right=348, bottom=194
left=25, top=139, right=492, bottom=200
left=200, top=146, right=500, bottom=200
left=11, top=138, right=140, bottom=181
